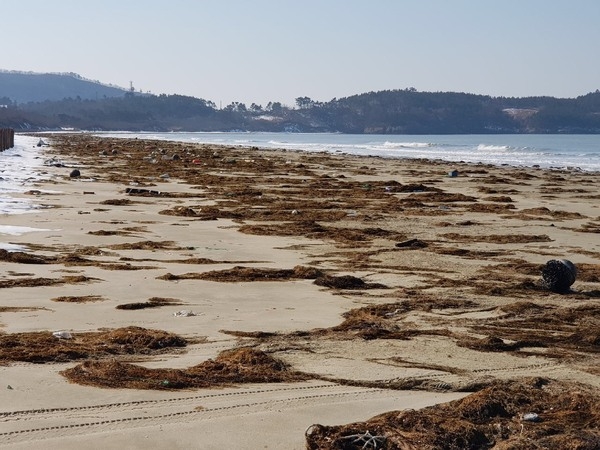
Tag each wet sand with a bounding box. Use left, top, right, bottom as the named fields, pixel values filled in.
left=0, top=134, right=599, bottom=449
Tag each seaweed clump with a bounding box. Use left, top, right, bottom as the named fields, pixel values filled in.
left=62, top=347, right=309, bottom=389
left=306, top=378, right=600, bottom=450
left=0, top=326, right=187, bottom=363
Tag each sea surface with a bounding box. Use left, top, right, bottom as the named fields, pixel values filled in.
left=0, top=135, right=50, bottom=215
left=2, top=132, right=600, bottom=219
left=0, top=135, right=56, bottom=249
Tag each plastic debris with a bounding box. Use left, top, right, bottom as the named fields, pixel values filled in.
left=522, top=412, right=541, bottom=422
left=53, top=330, right=73, bottom=339
left=173, top=310, right=196, bottom=317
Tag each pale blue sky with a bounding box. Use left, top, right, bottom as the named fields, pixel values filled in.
left=3, top=1, right=600, bottom=106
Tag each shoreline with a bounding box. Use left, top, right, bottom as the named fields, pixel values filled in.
left=25, top=130, right=600, bottom=173
left=1, top=133, right=599, bottom=448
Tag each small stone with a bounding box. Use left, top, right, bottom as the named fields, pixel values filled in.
left=69, top=169, right=81, bottom=178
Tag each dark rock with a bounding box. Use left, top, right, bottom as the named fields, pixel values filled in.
left=69, top=169, right=81, bottom=178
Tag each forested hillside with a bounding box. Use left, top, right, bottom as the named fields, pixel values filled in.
left=1, top=70, right=600, bottom=133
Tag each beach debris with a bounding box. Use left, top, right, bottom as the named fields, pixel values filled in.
left=305, top=378, right=600, bottom=450
left=314, top=274, right=366, bottom=289
left=52, top=330, right=73, bottom=339
left=338, top=430, right=386, bottom=449
left=0, top=249, right=50, bottom=264
left=541, top=259, right=577, bottom=293
left=37, top=138, right=47, bottom=147
left=125, top=187, right=162, bottom=196
left=173, top=310, right=196, bottom=317
left=448, top=169, right=459, bottom=177
left=69, top=169, right=81, bottom=178
left=7, top=385, right=12, bottom=390
left=100, top=198, right=134, bottom=206
left=314, top=274, right=387, bottom=290
left=522, top=412, right=541, bottom=422
left=395, top=238, right=427, bottom=248
left=162, top=265, right=324, bottom=283
left=43, top=157, right=65, bottom=167
left=61, top=347, right=309, bottom=389
left=1, top=327, right=187, bottom=364
left=159, top=206, right=198, bottom=217
left=116, top=297, right=182, bottom=310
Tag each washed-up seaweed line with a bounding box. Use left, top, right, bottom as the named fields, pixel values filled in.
left=0, top=388, right=384, bottom=437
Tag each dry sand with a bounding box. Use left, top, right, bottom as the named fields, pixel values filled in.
left=0, top=134, right=599, bottom=449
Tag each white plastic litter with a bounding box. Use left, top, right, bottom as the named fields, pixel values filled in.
left=53, top=331, right=73, bottom=339
left=522, top=412, right=541, bottom=422
left=173, top=310, right=196, bottom=317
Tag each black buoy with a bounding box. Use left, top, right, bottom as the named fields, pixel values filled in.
left=541, top=259, right=577, bottom=293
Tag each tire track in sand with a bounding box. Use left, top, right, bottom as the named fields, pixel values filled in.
left=0, top=383, right=388, bottom=444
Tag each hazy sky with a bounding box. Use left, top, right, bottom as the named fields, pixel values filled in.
left=3, top=1, right=600, bottom=106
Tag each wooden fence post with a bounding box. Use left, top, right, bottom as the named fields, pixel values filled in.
left=0, top=128, right=15, bottom=151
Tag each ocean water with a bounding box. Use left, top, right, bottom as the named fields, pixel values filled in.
left=0, top=135, right=49, bottom=215
left=99, top=132, right=600, bottom=172
left=0, top=135, right=61, bottom=249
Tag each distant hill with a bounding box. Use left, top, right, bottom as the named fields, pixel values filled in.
left=0, top=70, right=128, bottom=104
left=1, top=69, right=599, bottom=133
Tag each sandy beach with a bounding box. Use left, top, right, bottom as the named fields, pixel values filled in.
left=1, top=134, right=599, bottom=449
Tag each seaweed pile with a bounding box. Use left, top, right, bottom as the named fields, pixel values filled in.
left=306, top=378, right=600, bottom=449
left=62, top=347, right=308, bottom=389
left=0, top=327, right=187, bottom=363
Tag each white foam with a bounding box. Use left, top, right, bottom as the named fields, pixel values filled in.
left=0, top=242, right=26, bottom=252
left=0, top=225, right=52, bottom=235
left=0, top=135, right=55, bottom=214
left=477, top=144, right=511, bottom=152
left=382, top=141, right=431, bottom=149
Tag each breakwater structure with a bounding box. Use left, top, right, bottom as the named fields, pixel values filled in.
left=0, top=128, right=14, bottom=151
